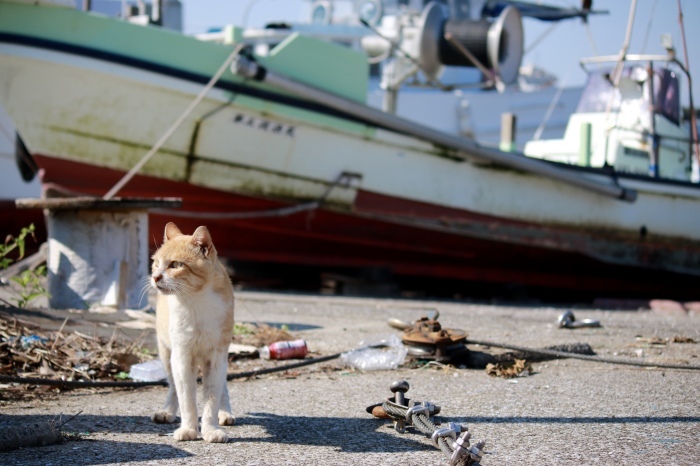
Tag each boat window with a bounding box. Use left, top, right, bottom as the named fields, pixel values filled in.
left=575, top=69, right=622, bottom=113
left=576, top=66, right=680, bottom=125
left=653, top=69, right=680, bottom=125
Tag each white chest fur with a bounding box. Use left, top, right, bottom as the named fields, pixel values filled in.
left=166, top=287, right=229, bottom=356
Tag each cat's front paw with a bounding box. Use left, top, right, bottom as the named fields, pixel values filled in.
left=152, top=411, right=177, bottom=424
left=218, top=412, right=235, bottom=426
left=173, top=427, right=198, bottom=441
left=203, top=429, right=228, bottom=443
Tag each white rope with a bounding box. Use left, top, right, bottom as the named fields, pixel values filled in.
left=103, top=43, right=246, bottom=200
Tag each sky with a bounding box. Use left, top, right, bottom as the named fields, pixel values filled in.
left=179, top=0, right=700, bottom=106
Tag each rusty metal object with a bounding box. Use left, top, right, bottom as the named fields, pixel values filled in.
left=371, top=405, right=390, bottom=419
left=400, top=311, right=468, bottom=363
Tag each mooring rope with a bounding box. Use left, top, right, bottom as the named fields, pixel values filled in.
left=466, top=339, right=700, bottom=371
left=103, top=42, right=246, bottom=200
left=2, top=337, right=698, bottom=390
left=0, top=351, right=344, bottom=388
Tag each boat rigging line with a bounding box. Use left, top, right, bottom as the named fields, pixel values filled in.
left=150, top=171, right=360, bottom=220
left=676, top=0, right=700, bottom=165
left=102, top=42, right=246, bottom=200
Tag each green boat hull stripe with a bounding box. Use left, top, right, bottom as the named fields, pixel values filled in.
left=0, top=32, right=378, bottom=130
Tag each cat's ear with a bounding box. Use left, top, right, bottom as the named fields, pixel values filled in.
left=191, top=226, right=213, bottom=257
left=164, top=222, right=183, bottom=242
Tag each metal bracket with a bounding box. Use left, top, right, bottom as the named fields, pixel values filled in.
left=450, top=431, right=486, bottom=466
left=406, top=401, right=440, bottom=422
left=431, top=421, right=463, bottom=448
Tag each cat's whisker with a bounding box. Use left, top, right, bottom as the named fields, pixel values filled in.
left=137, top=277, right=153, bottom=305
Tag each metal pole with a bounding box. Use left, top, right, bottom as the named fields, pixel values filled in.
left=646, top=61, right=660, bottom=178
left=151, top=0, right=163, bottom=26
left=611, top=0, right=638, bottom=88
left=234, top=57, right=636, bottom=202
left=676, top=0, right=700, bottom=168
left=499, top=113, right=517, bottom=152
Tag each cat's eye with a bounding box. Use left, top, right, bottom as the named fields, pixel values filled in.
left=169, top=261, right=183, bottom=269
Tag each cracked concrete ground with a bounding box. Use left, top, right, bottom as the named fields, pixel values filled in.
left=1, top=291, right=700, bottom=465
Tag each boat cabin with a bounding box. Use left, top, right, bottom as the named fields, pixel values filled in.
left=524, top=58, right=693, bottom=181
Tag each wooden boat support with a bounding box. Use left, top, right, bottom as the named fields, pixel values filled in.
left=233, top=56, right=637, bottom=202
left=15, top=197, right=182, bottom=310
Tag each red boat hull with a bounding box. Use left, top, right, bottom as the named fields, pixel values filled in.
left=14, top=155, right=699, bottom=300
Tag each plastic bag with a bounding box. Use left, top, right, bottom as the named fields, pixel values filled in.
left=129, top=359, right=167, bottom=382
left=341, top=334, right=408, bottom=371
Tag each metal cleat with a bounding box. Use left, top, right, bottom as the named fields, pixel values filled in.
left=390, top=380, right=410, bottom=433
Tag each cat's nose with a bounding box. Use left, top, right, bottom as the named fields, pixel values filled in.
left=153, top=274, right=162, bottom=283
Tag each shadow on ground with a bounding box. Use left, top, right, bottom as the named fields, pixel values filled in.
left=3, top=411, right=698, bottom=465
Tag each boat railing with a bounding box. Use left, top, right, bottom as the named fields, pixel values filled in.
left=603, top=124, right=692, bottom=145
left=580, top=54, right=675, bottom=68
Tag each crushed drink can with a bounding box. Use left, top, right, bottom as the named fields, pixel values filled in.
left=259, top=339, right=308, bottom=360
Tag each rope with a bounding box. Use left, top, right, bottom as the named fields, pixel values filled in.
left=466, top=339, right=700, bottom=371
left=148, top=171, right=357, bottom=220
left=0, top=340, right=390, bottom=389
left=0, top=351, right=345, bottom=389
left=150, top=201, right=320, bottom=220
left=103, top=43, right=246, bottom=200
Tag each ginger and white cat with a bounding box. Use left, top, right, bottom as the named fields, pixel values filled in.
left=150, top=222, right=235, bottom=443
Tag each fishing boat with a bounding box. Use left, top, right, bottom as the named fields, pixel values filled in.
left=1, top=0, right=698, bottom=299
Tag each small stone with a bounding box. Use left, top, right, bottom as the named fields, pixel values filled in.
left=682, top=302, right=700, bottom=316
left=649, top=300, right=687, bottom=316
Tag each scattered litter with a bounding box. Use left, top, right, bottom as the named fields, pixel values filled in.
left=128, top=359, right=167, bottom=382
left=341, top=335, right=407, bottom=371
left=486, top=359, right=533, bottom=378
left=633, top=336, right=697, bottom=346
left=19, top=335, right=47, bottom=349
left=0, top=314, right=153, bottom=401
left=228, top=343, right=258, bottom=357
left=234, top=322, right=295, bottom=347
left=259, top=339, right=308, bottom=360
left=671, top=336, right=696, bottom=344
